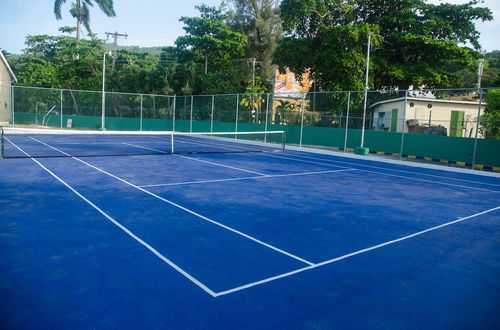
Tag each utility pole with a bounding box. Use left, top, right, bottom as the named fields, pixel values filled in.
left=105, top=31, right=128, bottom=72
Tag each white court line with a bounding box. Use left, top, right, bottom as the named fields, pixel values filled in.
left=281, top=152, right=500, bottom=188
left=264, top=153, right=500, bottom=194
left=30, top=137, right=314, bottom=266
left=214, top=205, right=500, bottom=296
left=121, top=142, right=268, bottom=176
left=5, top=137, right=217, bottom=297
left=139, top=169, right=357, bottom=188
left=177, top=134, right=500, bottom=187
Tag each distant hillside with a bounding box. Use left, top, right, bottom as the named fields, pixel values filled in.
left=106, top=45, right=164, bottom=54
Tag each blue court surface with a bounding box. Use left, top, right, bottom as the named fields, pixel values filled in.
left=1, top=131, right=500, bottom=329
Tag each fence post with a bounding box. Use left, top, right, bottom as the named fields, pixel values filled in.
left=11, top=85, right=15, bottom=127
left=399, top=90, right=408, bottom=158
left=140, top=94, right=143, bottom=131
left=471, top=88, right=484, bottom=169
left=60, top=89, right=63, bottom=129
left=299, top=96, right=305, bottom=147
left=235, top=94, right=239, bottom=134
left=210, top=95, right=214, bottom=133
left=172, top=95, right=176, bottom=132
left=264, top=93, right=270, bottom=142
left=101, top=90, right=106, bottom=130
left=190, top=95, right=194, bottom=132
left=343, top=92, right=351, bottom=152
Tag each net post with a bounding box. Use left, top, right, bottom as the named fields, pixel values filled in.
left=343, top=92, right=351, bottom=152
left=172, top=95, right=176, bottom=132
left=264, top=93, right=269, bottom=142
left=60, top=89, right=63, bottom=129
left=171, top=132, right=174, bottom=154
left=282, top=130, right=286, bottom=152
left=140, top=94, right=143, bottom=131
left=399, top=90, right=408, bottom=159
left=210, top=95, right=214, bottom=134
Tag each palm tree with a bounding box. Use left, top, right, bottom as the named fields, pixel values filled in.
left=54, top=0, right=116, bottom=40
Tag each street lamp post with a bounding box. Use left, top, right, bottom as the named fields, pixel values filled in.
left=101, top=51, right=112, bottom=130
left=356, top=31, right=373, bottom=156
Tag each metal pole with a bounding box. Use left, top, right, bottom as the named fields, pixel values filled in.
left=210, top=95, right=214, bottom=133
left=343, top=92, right=351, bottom=152
left=140, top=94, right=143, bottom=131
left=299, top=97, right=305, bottom=147
left=101, top=52, right=108, bottom=130
left=235, top=94, right=239, bottom=134
left=399, top=90, right=408, bottom=158
left=190, top=95, right=193, bottom=133
left=471, top=89, right=484, bottom=169
left=172, top=95, right=176, bottom=132
left=11, top=85, right=15, bottom=127
left=264, top=93, right=269, bottom=142
left=171, top=132, right=175, bottom=154
left=471, top=59, right=484, bottom=169
left=360, top=31, right=373, bottom=148
left=60, top=89, right=63, bottom=129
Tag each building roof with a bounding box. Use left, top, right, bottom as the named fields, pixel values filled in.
left=0, top=52, right=18, bottom=83
left=369, top=96, right=485, bottom=109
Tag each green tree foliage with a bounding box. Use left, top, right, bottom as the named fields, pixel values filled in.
left=54, top=0, right=116, bottom=40
left=172, top=5, right=251, bottom=94
left=176, top=5, right=247, bottom=74
left=14, top=35, right=106, bottom=90
left=481, top=89, right=500, bottom=139
left=275, top=0, right=493, bottom=91
left=228, top=0, right=282, bottom=84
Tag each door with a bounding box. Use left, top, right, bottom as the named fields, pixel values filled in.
left=391, top=109, right=398, bottom=132
left=450, top=110, right=464, bottom=137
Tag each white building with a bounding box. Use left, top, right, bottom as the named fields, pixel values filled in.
left=371, top=96, right=485, bottom=138
left=0, top=52, right=17, bottom=124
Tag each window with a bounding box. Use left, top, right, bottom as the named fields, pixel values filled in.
left=377, top=112, right=386, bottom=128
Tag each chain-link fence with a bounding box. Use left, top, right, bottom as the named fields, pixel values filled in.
left=3, top=85, right=499, bottom=168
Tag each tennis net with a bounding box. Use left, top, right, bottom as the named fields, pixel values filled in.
left=1, top=127, right=285, bottom=159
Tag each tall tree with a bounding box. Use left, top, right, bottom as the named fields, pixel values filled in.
left=275, top=0, right=493, bottom=90
left=228, top=0, right=282, bottom=85
left=54, top=0, right=116, bottom=40
left=176, top=5, right=247, bottom=75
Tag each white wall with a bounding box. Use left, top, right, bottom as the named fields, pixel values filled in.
left=372, top=99, right=485, bottom=137
left=0, top=62, right=12, bottom=123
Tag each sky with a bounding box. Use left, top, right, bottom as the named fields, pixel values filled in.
left=0, top=0, right=498, bottom=54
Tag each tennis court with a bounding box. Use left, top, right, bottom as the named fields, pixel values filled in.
left=1, top=127, right=499, bottom=329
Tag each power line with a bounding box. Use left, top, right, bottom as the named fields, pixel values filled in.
left=105, top=32, right=128, bottom=71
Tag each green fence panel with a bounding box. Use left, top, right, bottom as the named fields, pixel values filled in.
left=191, top=120, right=211, bottom=132
left=475, top=138, right=500, bottom=167
left=142, top=118, right=172, bottom=131
left=402, top=133, right=474, bottom=162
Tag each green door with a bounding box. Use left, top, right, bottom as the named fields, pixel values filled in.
left=391, top=109, right=398, bottom=132
left=450, top=110, right=464, bottom=137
